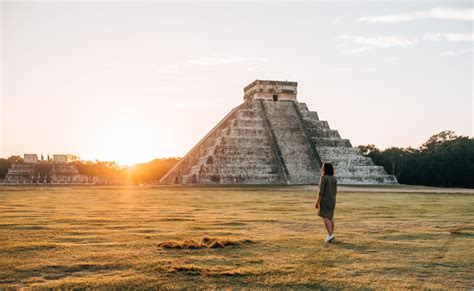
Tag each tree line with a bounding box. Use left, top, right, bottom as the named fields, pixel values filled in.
left=357, top=131, right=474, bottom=188
left=1, top=130, right=472, bottom=187
left=0, top=156, right=180, bottom=184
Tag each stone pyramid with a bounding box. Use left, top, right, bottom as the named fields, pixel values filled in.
left=160, top=80, right=397, bottom=185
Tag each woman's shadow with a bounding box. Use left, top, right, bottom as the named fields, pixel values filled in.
left=326, top=240, right=372, bottom=253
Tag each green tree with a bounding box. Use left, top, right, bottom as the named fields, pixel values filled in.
left=421, top=130, right=458, bottom=149
left=0, top=159, right=11, bottom=179
left=7, top=155, right=23, bottom=163
left=358, top=131, right=474, bottom=188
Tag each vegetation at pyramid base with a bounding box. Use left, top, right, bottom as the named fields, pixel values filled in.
left=358, top=131, right=474, bottom=188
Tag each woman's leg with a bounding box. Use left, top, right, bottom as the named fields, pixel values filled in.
left=331, top=219, right=335, bottom=233
left=323, top=218, right=333, bottom=236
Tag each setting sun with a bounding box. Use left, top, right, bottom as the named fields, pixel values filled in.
left=87, top=113, right=159, bottom=166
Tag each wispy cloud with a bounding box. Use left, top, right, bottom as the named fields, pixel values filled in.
left=339, top=35, right=418, bottom=47
left=338, top=35, right=418, bottom=54
left=358, top=7, right=474, bottom=23
left=423, top=32, right=474, bottom=42
left=338, top=32, right=473, bottom=54
left=440, top=48, right=474, bottom=57
left=187, top=56, right=268, bottom=66
left=155, top=55, right=268, bottom=74
left=340, top=47, right=372, bottom=54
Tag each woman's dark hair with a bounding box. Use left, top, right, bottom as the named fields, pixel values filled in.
left=322, top=162, right=334, bottom=176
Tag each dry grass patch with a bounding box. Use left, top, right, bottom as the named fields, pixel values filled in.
left=158, top=237, right=255, bottom=249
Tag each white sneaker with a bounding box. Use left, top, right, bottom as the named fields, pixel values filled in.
left=325, top=234, right=335, bottom=242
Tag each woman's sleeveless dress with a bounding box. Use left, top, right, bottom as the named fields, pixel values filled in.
left=318, top=175, right=337, bottom=220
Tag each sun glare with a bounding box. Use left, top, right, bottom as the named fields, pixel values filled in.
left=87, top=115, right=159, bottom=166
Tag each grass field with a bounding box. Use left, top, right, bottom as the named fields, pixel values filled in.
left=0, top=186, right=473, bottom=289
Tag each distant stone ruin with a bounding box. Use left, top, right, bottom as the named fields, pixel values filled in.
left=160, top=80, right=397, bottom=185
left=5, top=154, right=92, bottom=184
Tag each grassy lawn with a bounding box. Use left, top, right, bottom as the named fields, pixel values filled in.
left=0, top=186, right=472, bottom=289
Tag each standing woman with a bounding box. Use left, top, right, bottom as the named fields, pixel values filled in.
left=315, top=162, right=337, bottom=242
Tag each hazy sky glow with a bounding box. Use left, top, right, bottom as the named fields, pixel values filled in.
left=1, top=1, right=473, bottom=165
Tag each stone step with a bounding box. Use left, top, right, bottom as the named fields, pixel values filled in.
left=235, top=116, right=263, bottom=121
left=209, top=156, right=275, bottom=165
left=263, top=102, right=294, bottom=110
left=307, top=128, right=340, bottom=138
left=304, top=122, right=330, bottom=131
left=325, top=156, right=374, bottom=167
left=237, top=109, right=258, bottom=118
left=267, top=119, right=300, bottom=128
left=317, top=146, right=360, bottom=155
left=197, top=173, right=283, bottom=184
left=335, top=164, right=385, bottom=171
left=325, top=154, right=371, bottom=161
left=301, top=111, right=320, bottom=121
left=200, top=164, right=279, bottom=175
left=225, top=133, right=267, bottom=139
left=311, top=137, right=352, bottom=147
left=200, top=173, right=282, bottom=179
left=234, top=118, right=264, bottom=128
left=226, top=128, right=267, bottom=137
left=205, top=139, right=271, bottom=155
left=321, top=155, right=374, bottom=168
left=201, top=163, right=278, bottom=170
left=334, top=166, right=389, bottom=176
left=211, top=145, right=274, bottom=157
left=297, top=103, right=309, bottom=112
left=303, top=118, right=329, bottom=126
left=212, top=153, right=274, bottom=159
left=337, top=175, right=398, bottom=185
left=219, top=136, right=270, bottom=146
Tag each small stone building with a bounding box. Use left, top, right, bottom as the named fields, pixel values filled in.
left=53, top=154, right=68, bottom=164
left=24, top=154, right=38, bottom=164
left=160, top=80, right=397, bottom=185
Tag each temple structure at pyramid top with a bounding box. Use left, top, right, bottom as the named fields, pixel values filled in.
left=160, top=80, right=397, bottom=185
left=243, top=80, right=298, bottom=102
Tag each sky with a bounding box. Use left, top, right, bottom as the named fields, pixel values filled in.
left=1, top=1, right=473, bottom=165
